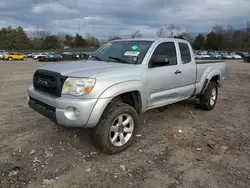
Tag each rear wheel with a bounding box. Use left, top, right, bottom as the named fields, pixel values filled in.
left=93, top=102, right=139, bottom=154
left=198, top=82, right=218, bottom=111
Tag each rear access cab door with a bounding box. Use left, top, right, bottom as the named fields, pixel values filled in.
left=175, top=42, right=197, bottom=96
left=146, top=40, right=196, bottom=109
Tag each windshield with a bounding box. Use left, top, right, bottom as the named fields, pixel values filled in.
left=89, top=40, right=153, bottom=64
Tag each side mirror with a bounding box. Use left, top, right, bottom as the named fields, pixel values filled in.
left=150, top=55, right=169, bottom=67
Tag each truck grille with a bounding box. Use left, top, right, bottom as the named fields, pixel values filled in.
left=33, top=69, right=67, bottom=97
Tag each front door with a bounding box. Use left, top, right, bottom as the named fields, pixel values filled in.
left=147, top=42, right=184, bottom=109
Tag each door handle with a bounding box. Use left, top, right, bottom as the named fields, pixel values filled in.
left=175, top=70, right=182, bottom=74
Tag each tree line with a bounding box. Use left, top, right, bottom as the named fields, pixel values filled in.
left=0, top=27, right=100, bottom=50
left=156, top=22, right=250, bottom=51
left=0, top=22, right=249, bottom=52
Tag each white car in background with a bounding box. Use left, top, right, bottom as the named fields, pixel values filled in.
left=33, top=52, right=49, bottom=60
left=230, top=53, right=242, bottom=59
left=214, top=53, right=222, bottom=59
left=0, top=50, right=8, bottom=59
left=196, top=54, right=210, bottom=59
left=222, top=53, right=233, bottom=59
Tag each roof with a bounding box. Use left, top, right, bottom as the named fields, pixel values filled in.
left=113, top=38, right=189, bottom=43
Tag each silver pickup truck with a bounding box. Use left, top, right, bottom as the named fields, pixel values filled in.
left=28, top=38, right=226, bottom=153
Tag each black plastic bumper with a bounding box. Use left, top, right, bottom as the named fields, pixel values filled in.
left=28, top=97, right=57, bottom=123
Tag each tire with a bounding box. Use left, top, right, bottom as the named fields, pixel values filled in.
left=93, top=102, right=139, bottom=154
left=8, top=57, right=12, bottom=61
left=198, top=82, right=218, bottom=111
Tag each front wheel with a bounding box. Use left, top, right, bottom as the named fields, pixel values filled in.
left=8, top=57, right=12, bottom=61
left=93, top=102, right=139, bottom=154
left=198, top=82, right=218, bottom=110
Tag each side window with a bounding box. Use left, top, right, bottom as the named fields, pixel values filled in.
left=179, top=43, right=191, bottom=64
left=151, top=42, right=177, bottom=66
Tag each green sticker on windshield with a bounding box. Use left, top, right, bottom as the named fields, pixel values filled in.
left=131, top=45, right=138, bottom=50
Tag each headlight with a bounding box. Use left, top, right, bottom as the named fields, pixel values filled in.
left=61, top=77, right=96, bottom=96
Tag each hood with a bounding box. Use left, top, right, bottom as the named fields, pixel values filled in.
left=38, top=60, right=135, bottom=77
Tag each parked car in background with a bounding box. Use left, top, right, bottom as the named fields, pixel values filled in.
left=243, top=52, right=250, bottom=63
left=0, top=50, right=8, bottom=59
left=61, top=52, right=80, bottom=60
left=214, top=53, right=222, bottom=59
left=207, top=52, right=216, bottom=59
left=33, top=52, right=49, bottom=60
left=194, top=53, right=200, bottom=59
left=207, top=52, right=221, bottom=59
left=230, top=53, right=242, bottom=59
left=221, top=53, right=233, bottom=59
left=197, top=53, right=210, bottom=59
left=23, top=53, right=29, bottom=59
left=2, top=52, right=24, bottom=60
left=38, top=52, right=92, bottom=62
left=244, top=56, right=250, bottom=63
left=237, top=52, right=249, bottom=59
left=39, top=52, right=62, bottom=62
left=27, top=52, right=37, bottom=58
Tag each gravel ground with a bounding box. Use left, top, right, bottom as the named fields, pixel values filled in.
left=0, top=59, right=250, bottom=188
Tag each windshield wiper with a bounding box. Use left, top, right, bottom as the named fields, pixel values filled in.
left=108, top=56, right=131, bottom=64
left=91, top=55, right=102, bottom=61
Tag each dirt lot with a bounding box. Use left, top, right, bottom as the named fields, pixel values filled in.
left=0, top=59, right=250, bottom=188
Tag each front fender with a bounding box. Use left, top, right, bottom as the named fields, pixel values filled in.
left=99, top=80, right=147, bottom=111
left=99, top=80, right=145, bottom=99
left=86, top=80, right=146, bottom=128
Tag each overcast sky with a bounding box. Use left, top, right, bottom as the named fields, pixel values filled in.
left=0, top=0, right=249, bottom=39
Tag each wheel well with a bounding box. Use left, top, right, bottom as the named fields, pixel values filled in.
left=210, top=75, right=220, bottom=84
left=111, top=91, right=142, bottom=113
left=200, top=75, right=220, bottom=94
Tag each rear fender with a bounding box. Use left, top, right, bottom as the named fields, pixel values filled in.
left=200, top=69, right=221, bottom=94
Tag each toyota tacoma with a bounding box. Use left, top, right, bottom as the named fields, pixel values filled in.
left=27, top=38, right=226, bottom=154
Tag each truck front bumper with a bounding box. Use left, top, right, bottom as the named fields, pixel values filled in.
left=27, top=84, right=111, bottom=128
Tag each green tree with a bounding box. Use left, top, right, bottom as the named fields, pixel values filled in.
left=75, top=33, right=87, bottom=47
left=193, top=34, right=206, bottom=50
left=85, top=33, right=100, bottom=47
left=206, top=32, right=219, bottom=50
left=14, top=26, right=30, bottom=50
left=64, top=34, right=75, bottom=47
left=5, top=26, right=16, bottom=50
left=232, top=30, right=245, bottom=51
left=0, top=28, right=9, bottom=49
left=31, top=38, right=44, bottom=50
left=42, top=35, right=60, bottom=49
left=246, top=21, right=250, bottom=51
left=216, top=34, right=224, bottom=50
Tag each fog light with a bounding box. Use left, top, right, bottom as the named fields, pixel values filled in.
left=64, top=107, right=80, bottom=120
left=74, top=108, right=80, bottom=117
